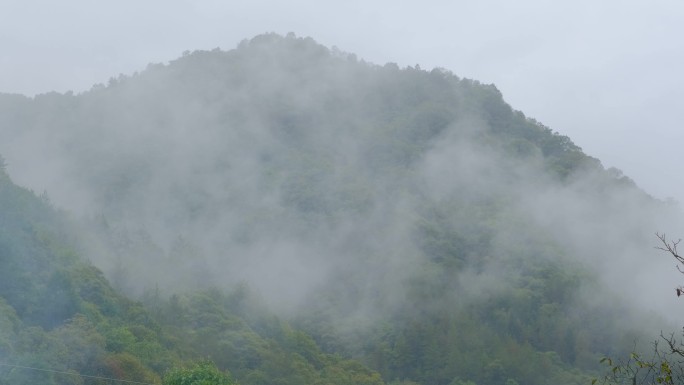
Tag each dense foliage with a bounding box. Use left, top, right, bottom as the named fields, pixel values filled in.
left=163, top=361, right=235, bottom=385
left=0, top=172, right=169, bottom=384
left=0, top=172, right=385, bottom=384
left=0, top=33, right=677, bottom=385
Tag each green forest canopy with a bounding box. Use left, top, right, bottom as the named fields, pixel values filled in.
left=0, top=33, right=680, bottom=385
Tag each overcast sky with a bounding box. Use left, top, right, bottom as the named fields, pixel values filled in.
left=2, top=0, right=683, bottom=204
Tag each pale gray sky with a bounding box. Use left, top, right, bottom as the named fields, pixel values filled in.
left=2, top=0, right=683, bottom=203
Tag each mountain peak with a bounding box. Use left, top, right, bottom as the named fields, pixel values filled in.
left=0, top=34, right=676, bottom=385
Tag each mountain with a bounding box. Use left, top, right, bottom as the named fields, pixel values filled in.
left=0, top=33, right=681, bottom=385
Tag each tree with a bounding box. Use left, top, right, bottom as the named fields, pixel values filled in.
left=655, top=233, right=684, bottom=298
left=599, top=234, right=684, bottom=385
left=163, top=361, right=236, bottom=385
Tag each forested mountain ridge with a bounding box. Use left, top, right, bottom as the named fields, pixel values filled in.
left=0, top=33, right=680, bottom=385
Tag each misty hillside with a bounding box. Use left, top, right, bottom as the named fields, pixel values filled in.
left=1, top=33, right=682, bottom=385
left=0, top=164, right=389, bottom=385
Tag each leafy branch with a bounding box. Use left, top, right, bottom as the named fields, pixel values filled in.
left=596, top=234, right=684, bottom=385
left=598, top=336, right=684, bottom=385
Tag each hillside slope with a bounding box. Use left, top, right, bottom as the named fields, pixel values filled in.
left=0, top=162, right=388, bottom=385
left=1, top=33, right=681, bottom=385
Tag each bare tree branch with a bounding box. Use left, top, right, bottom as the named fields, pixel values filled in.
left=656, top=233, right=684, bottom=277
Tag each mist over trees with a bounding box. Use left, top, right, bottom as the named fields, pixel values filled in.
left=0, top=33, right=682, bottom=385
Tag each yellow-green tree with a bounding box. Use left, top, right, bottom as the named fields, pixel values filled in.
left=163, top=361, right=236, bottom=385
